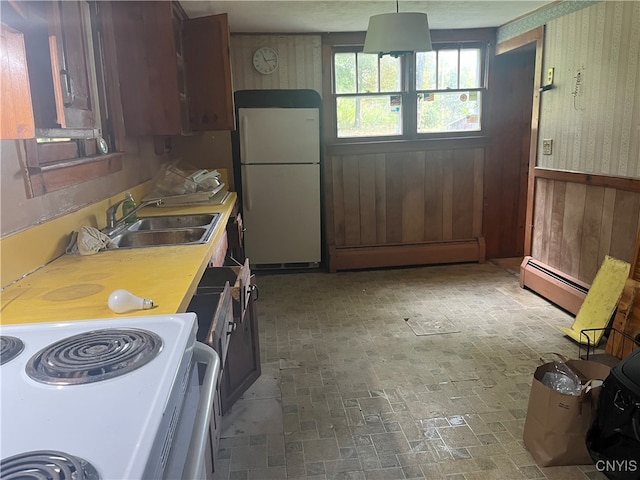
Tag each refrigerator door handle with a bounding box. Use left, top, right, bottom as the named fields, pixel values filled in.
left=241, top=115, right=249, bottom=162
left=241, top=116, right=252, bottom=211
left=244, top=168, right=252, bottom=211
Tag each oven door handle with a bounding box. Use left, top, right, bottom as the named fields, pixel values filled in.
left=183, top=341, right=220, bottom=480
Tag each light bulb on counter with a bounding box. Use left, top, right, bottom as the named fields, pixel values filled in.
left=107, top=289, right=154, bottom=314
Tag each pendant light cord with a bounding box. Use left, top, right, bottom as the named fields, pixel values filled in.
left=396, top=0, right=399, bottom=13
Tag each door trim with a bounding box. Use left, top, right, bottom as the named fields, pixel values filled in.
left=496, top=26, right=544, bottom=257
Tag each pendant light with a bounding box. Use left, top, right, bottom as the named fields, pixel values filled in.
left=363, top=0, right=432, bottom=58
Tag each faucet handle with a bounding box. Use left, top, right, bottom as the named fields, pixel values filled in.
left=105, top=197, right=128, bottom=229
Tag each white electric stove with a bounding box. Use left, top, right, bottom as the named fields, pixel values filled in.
left=0, top=313, right=219, bottom=480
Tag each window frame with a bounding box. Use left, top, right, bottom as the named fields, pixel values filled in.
left=414, top=41, right=486, bottom=136
left=333, top=47, right=407, bottom=141
left=324, top=30, right=492, bottom=144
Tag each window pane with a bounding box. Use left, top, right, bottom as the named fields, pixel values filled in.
left=415, top=51, right=436, bottom=90
left=337, top=95, right=403, bottom=138
left=417, top=91, right=481, bottom=133
left=460, top=49, right=481, bottom=88
left=335, top=53, right=356, bottom=94
left=379, top=55, right=401, bottom=92
left=357, top=53, right=378, bottom=93
left=438, top=49, right=459, bottom=89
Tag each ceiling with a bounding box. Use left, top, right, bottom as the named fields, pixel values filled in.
left=180, top=1, right=555, bottom=33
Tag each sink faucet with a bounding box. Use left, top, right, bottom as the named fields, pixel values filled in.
left=105, top=197, right=162, bottom=230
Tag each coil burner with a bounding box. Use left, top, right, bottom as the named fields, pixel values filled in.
left=25, top=328, right=163, bottom=385
left=0, top=336, right=25, bottom=366
left=0, top=450, right=100, bottom=480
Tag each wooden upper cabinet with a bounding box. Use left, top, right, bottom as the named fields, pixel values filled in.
left=111, top=2, right=234, bottom=136
left=110, top=1, right=182, bottom=136
left=0, top=23, right=35, bottom=139
left=1, top=1, right=99, bottom=138
left=183, top=13, right=235, bottom=132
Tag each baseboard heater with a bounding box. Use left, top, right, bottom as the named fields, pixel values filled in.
left=329, top=237, right=485, bottom=273
left=519, top=256, right=589, bottom=315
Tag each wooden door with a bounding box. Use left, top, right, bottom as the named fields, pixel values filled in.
left=484, top=45, right=536, bottom=258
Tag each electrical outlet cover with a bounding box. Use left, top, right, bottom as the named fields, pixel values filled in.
left=542, top=139, right=553, bottom=155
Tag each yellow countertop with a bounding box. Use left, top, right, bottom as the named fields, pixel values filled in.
left=0, top=193, right=237, bottom=325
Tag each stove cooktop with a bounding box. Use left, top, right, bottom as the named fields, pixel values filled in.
left=0, top=314, right=198, bottom=480
left=0, top=335, right=24, bottom=365
left=1, top=450, right=100, bottom=480
left=25, top=327, right=163, bottom=385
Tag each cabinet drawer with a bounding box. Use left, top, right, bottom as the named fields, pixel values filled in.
left=187, top=282, right=233, bottom=368
left=199, top=259, right=251, bottom=322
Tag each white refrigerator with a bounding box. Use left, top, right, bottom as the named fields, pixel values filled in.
left=238, top=107, right=321, bottom=266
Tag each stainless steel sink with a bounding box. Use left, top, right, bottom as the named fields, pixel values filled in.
left=111, top=228, right=208, bottom=248
left=107, top=213, right=220, bottom=248
left=129, top=214, right=218, bottom=231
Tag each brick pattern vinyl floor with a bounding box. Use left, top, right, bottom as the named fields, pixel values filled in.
left=213, top=262, right=608, bottom=480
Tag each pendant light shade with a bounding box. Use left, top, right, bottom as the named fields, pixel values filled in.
left=363, top=12, right=432, bottom=57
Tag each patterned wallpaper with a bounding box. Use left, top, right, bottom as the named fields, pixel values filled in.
left=497, top=0, right=601, bottom=42
left=230, top=34, right=322, bottom=94
left=537, top=1, right=640, bottom=177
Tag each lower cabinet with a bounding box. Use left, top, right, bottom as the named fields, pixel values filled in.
left=203, top=370, right=223, bottom=480
left=187, top=259, right=261, bottom=475
left=220, top=275, right=260, bottom=414
left=187, top=283, right=232, bottom=478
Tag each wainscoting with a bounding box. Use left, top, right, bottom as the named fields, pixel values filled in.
left=531, top=174, right=640, bottom=283
left=324, top=142, right=487, bottom=271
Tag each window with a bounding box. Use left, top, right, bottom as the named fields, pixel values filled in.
left=332, top=43, right=486, bottom=140
left=416, top=47, right=483, bottom=133
left=334, top=51, right=403, bottom=138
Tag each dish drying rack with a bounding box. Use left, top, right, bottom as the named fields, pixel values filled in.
left=143, top=161, right=228, bottom=206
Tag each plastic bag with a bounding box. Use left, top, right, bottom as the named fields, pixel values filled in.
left=541, top=360, right=582, bottom=396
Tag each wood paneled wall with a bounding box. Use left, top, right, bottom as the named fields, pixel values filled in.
left=325, top=145, right=486, bottom=270
left=526, top=1, right=640, bottom=290
left=230, top=34, right=322, bottom=93
left=532, top=177, right=640, bottom=283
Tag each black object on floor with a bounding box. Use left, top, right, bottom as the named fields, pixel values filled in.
left=586, top=348, right=640, bottom=480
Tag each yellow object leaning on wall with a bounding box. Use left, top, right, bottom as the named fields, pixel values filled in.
left=556, top=255, right=631, bottom=346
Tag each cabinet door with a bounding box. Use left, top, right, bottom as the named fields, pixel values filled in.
left=0, top=23, right=35, bottom=139
left=110, top=1, right=182, bottom=135
left=1, top=0, right=100, bottom=134
left=221, top=280, right=261, bottom=414
left=205, top=370, right=223, bottom=480
left=187, top=283, right=234, bottom=369
left=226, top=211, right=245, bottom=263
left=182, top=13, right=234, bottom=131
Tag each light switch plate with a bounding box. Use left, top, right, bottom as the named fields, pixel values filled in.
left=542, top=139, right=553, bottom=155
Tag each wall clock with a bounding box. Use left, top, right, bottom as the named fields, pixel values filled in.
left=252, top=47, right=279, bottom=75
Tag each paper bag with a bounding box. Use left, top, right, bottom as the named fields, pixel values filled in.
left=523, top=359, right=611, bottom=466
